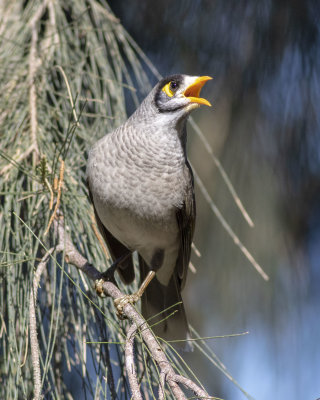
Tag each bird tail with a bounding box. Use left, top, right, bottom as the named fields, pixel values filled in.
left=139, top=256, right=192, bottom=351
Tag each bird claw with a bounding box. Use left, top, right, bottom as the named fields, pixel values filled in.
left=95, top=278, right=107, bottom=298
left=95, top=266, right=118, bottom=298
left=114, top=293, right=140, bottom=319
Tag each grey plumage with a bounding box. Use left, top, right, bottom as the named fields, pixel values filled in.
left=86, top=74, right=211, bottom=346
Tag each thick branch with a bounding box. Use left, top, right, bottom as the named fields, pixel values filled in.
left=125, top=324, right=142, bottom=400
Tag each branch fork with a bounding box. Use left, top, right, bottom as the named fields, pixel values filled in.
left=29, top=217, right=211, bottom=399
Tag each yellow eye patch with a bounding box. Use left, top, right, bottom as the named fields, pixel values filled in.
left=162, top=82, right=174, bottom=97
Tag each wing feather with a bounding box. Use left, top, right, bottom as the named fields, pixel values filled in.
left=175, top=161, right=196, bottom=290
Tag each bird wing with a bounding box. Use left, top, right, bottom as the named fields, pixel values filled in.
left=87, top=184, right=135, bottom=284
left=175, top=161, right=196, bottom=290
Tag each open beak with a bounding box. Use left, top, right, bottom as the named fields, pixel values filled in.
left=183, top=76, right=212, bottom=106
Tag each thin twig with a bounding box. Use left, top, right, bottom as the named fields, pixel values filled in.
left=44, top=160, right=65, bottom=236
left=20, top=326, right=29, bottom=368
left=45, top=178, right=54, bottom=210
left=29, top=0, right=48, bottom=165
left=55, top=66, right=80, bottom=127
left=44, top=0, right=60, bottom=60
left=29, top=245, right=62, bottom=400
left=0, top=313, right=7, bottom=337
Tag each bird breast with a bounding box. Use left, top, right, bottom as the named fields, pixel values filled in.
left=87, top=123, right=187, bottom=223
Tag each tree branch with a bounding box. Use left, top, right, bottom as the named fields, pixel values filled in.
left=125, top=324, right=143, bottom=400
left=29, top=245, right=63, bottom=400
left=158, top=372, right=166, bottom=400
left=53, top=217, right=211, bottom=399
left=28, top=0, right=48, bottom=166
left=170, top=375, right=209, bottom=399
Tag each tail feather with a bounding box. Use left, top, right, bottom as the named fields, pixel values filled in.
left=139, top=257, right=192, bottom=350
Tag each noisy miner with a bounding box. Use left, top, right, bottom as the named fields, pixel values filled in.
left=86, top=74, right=212, bottom=346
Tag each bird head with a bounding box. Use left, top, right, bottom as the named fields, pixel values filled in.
left=154, top=74, right=212, bottom=114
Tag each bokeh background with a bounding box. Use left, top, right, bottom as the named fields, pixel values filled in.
left=108, top=1, right=320, bottom=399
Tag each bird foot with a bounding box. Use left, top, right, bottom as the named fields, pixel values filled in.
left=95, top=264, right=118, bottom=298
left=114, top=293, right=141, bottom=319
left=95, top=278, right=107, bottom=298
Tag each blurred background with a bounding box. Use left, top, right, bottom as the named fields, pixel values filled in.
left=1, top=1, right=319, bottom=399
left=108, top=1, right=320, bottom=399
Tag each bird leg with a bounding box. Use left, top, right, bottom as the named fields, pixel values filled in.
left=114, top=271, right=156, bottom=319
left=95, top=252, right=131, bottom=297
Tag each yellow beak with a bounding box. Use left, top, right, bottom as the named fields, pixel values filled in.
left=183, top=76, right=212, bottom=106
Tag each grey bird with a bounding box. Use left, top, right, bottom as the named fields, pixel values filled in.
left=86, top=74, right=212, bottom=346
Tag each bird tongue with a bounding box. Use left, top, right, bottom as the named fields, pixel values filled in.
left=183, top=76, right=212, bottom=106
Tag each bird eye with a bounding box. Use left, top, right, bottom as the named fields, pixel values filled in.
left=162, top=81, right=179, bottom=98
left=169, top=81, right=178, bottom=91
